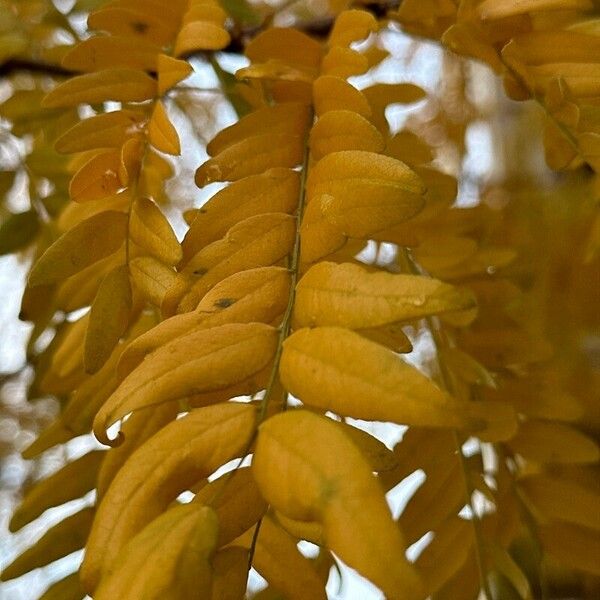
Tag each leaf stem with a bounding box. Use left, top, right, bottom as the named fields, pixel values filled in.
left=258, top=124, right=312, bottom=422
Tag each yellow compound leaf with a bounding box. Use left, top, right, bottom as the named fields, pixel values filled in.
left=118, top=266, right=290, bottom=377
left=38, top=572, right=83, bottom=600
left=308, top=150, right=425, bottom=237
left=69, top=150, right=123, bottom=203
left=193, top=467, right=267, bottom=546
left=130, top=197, right=182, bottom=265
left=147, top=100, right=181, bottom=155
left=28, top=211, right=128, bottom=287
left=507, top=420, right=599, bottom=464
left=93, top=322, right=277, bottom=444
left=84, top=265, right=132, bottom=374
left=328, top=9, right=378, bottom=48
left=95, top=504, right=218, bottom=600
left=55, top=109, right=145, bottom=154
left=520, top=474, right=600, bottom=531
left=211, top=547, right=249, bottom=600
left=1, top=507, right=94, bottom=581
left=295, top=262, right=476, bottom=328
left=245, top=28, right=323, bottom=72
left=309, top=110, right=384, bottom=160
left=129, top=256, right=177, bottom=307
left=252, top=410, right=424, bottom=599
left=61, top=35, right=161, bottom=72
left=182, top=168, right=299, bottom=261
left=81, top=403, right=256, bottom=593
left=157, top=53, right=193, bottom=95
left=538, top=522, right=600, bottom=576
left=312, top=75, right=371, bottom=118
left=42, top=69, right=157, bottom=108
left=280, top=327, right=517, bottom=441
left=174, top=21, right=230, bottom=55
left=9, top=450, right=105, bottom=532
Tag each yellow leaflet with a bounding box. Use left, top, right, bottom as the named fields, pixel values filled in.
left=442, top=24, right=504, bottom=75
left=58, top=190, right=129, bottom=232
left=236, top=516, right=327, bottom=600
left=42, top=69, right=157, bottom=108
left=508, top=420, right=599, bottom=464
left=415, top=517, right=473, bottom=596
left=179, top=213, right=296, bottom=307
left=300, top=199, right=346, bottom=264
left=55, top=110, right=145, bottom=154
left=196, top=132, right=305, bottom=186
left=38, top=572, right=83, bottom=600
left=274, top=512, right=324, bottom=545
left=54, top=251, right=122, bottom=312
left=97, top=403, right=178, bottom=499
left=478, top=0, right=592, bottom=19
left=23, top=345, right=124, bottom=459
left=335, top=421, right=399, bottom=472
left=118, top=266, right=290, bottom=377
left=69, top=149, right=123, bottom=203
left=193, top=467, right=267, bottom=546
left=1, top=507, right=94, bottom=581
left=84, top=265, right=132, bottom=374
left=253, top=410, right=424, bottom=599
left=237, top=60, right=316, bottom=84
left=328, top=10, right=378, bottom=48
left=61, top=35, right=161, bottom=72
left=538, top=522, right=600, bottom=576
left=207, top=103, right=311, bottom=157
left=87, top=5, right=181, bottom=46
left=280, top=327, right=517, bottom=441
left=157, top=54, right=193, bottom=95
left=95, top=504, right=218, bottom=600
left=130, top=197, right=182, bottom=265
left=413, top=234, right=478, bottom=272
left=308, top=150, right=425, bottom=237
left=295, top=262, right=476, bottom=328
left=440, top=347, right=496, bottom=388
left=245, top=28, right=323, bottom=72
left=520, top=474, right=600, bottom=531
left=175, top=21, right=230, bottom=55
left=182, top=168, right=299, bottom=261
left=385, top=130, right=433, bottom=166
left=81, top=403, right=256, bottom=592
left=320, top=47, right=369, bottom=78
left=486, top=544, right=531, bottom=600
left=309, top=110, right=384, bottom=160
left=211, top=547, right=249, bottom=600
left=9, top=450, right=105, bottom=532
left=363, top=83, right=427, bottom=132
left=312, top=76, right=371, bottom=118
left=93, top=322, right=277, bottom=444
left=358, top=323, right=413, bottom=353
left=148, top=100, right=181, bottom=155
left=29, top=211, right=128, bottom=287
left=119, top=136, right=144, bottom=185
left=183, top=3, right=227, bottom=25
left=129, top=256, right=177, bottom=306
left=398, top=459, right=464, bottom=545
